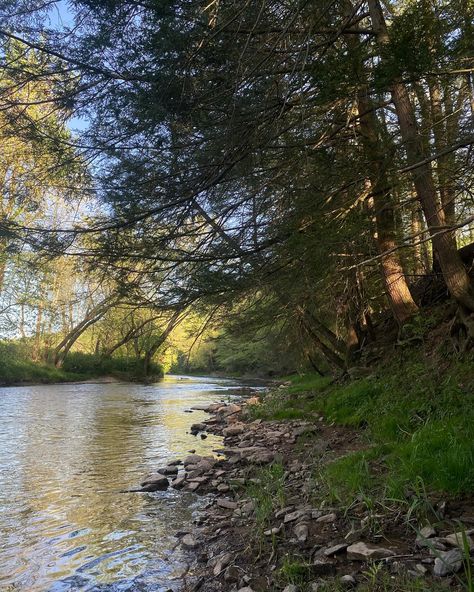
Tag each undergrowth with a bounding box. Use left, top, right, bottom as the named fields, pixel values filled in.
left=249, top=346, right=474, bottom=503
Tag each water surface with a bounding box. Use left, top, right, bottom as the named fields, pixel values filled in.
left=0, top=375, right=239, bottom=591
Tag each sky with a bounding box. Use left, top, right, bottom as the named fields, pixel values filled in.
left=49, top=1, right=90, bottom=132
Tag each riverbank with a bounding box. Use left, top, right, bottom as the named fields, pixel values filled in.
left=0, top=352, right=164, bottom=387
left=156, top=357, right=474, bottom=591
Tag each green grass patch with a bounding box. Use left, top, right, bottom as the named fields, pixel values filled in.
left=244, top=462, right=286, bottom=530
left=256, top=350, right=474, bottom=502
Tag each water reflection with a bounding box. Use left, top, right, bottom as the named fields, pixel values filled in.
left=0, top=376, right=237, bottom=591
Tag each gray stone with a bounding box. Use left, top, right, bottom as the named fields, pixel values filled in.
left=282, top=586, right=298, bottom=592
left=217, top=498, right=238, bottom=510
left=294, top=522, right=309, bottom=542
left=323, top=543, right=348, bottom=556
left=237, top=588, right=254, bottom=592
left=347, top=542, right=395, bottom=560
left=340, top=574, right=356, bottom=587
left=284, top=509, right=308, bottom=523
left=212, top=552, right=232, bottom=575
left=140, top=473, right=169, bottom=491
left=158, top=465, right=179, bottom=475
left=433, top=548, right=464, bottom=576
left=316, top=512, right=336, bottom=523
left=181, top=534, right=197, bottom=548
left=264, top=526, right=282, bottom=536
left=445, top=531, right=474, bottom=551
left=171, top=476, right=186, bottom=489
left=312, top=558, right=336, bottom=575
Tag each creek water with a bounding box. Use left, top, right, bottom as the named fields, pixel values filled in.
left=0, top=375, right=242, bottom=591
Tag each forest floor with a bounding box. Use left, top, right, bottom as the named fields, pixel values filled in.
left=162, top=327, right=474, bottom=592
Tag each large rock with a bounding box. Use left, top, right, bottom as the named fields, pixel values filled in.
left=217, top=403, right=241, bottom=416
left=433, top=548, right=464, bottom=576
left=140, top=473, right=169, bottom=491
left=184, top=454, right=204, bottom=466
left=347, top=542, right=395, bottom=560
left=223, top=423, right=246, bottom=437
left=294, top=522, right=309, bottom=542
left=158, top=465, right=179, bottom=475
left=190, top=422, right=207, bottom=435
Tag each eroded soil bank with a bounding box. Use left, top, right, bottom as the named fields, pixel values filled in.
left=141, top=388, right=473, bottom=592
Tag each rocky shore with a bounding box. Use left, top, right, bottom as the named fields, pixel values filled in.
left=137, top=391, right=474, bottom=591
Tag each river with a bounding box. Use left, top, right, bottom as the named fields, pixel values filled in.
left=0, top=375, right=243, bottom=591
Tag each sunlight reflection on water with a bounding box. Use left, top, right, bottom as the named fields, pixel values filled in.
left=0, top=375, right=242, bottom=591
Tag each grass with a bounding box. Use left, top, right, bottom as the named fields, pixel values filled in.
left=244, top=462, right=286, bottom=530
left=309, top=571, right=453, bottom=591
left=0, top=343, right=164, bottom=386
left=0, top=357, right=84, bottom=385
left=250, top=349, right=474, bottom=504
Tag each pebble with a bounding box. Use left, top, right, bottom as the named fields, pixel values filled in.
left=217, top=498, right=238, bottom=510
left=347, top=542, right=395, bottom=560
left=433, top=548, right=464, bottom=576
left=181, top=534, right=197, bottom=548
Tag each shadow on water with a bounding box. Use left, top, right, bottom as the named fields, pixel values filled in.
left=0, top=375, right=243, bottom=591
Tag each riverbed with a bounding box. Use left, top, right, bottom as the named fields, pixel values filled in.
left=0, top=375, right=241, bottom=591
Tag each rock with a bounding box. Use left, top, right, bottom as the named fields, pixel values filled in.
left=282, top=586, right=298, bottom=592
left=190, top=423, right=207, bottom=435
left=284, top=509, right=308, bottom=523
left=420, top=525, right=436, bottom=539
left=433, top=548, right=464, bottom=576
left=316, top=512, right=336, bottom=523
left=217, top=484, right=230, bottom=493
left=445, top=531, right=474, bottom=551
left=223, top=423, right=246, bottom=437
left=347, top=542, right=395, bottom=560
left=181, top=534, right=198, bottom=548
left=415, top=525, right=436, bottom=547
left=309, top=583, right=323, bottom=592
left=416, top=536, right=447, bottom=551
left=312, top=558, right=336, bottom=575
left=294, top=522, right=309, bottom=542
left=200, top=433, right=207, bottom=439
left=171, top=476, right=186, bottom=489
left=340, top=574, right=356, bottom=587
left=184, top=454, right=203, bottom=466
left=217, top=498, right=238, bottom=510
left=323, top=543, right=348, bottom=556
left=237, top=588, right=254, bottom=592
left=140, top=473, right=169, bottom=491
left=264, top=526, right=282, bottom=536
left=212, top=552, right=232, bottom=575
left=238, top=446, right=275, bottom=464
left=158, top=465, right=179, bottom=475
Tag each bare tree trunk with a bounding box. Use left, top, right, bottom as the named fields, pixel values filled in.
left=368, top=0, right=474, bottom=312
left=53, top=296, right=117, bottom=367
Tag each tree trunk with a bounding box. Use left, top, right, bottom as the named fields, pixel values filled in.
left=368, top=0, right=474, bottom=312
left=357, top=87, right=418, bottom=323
